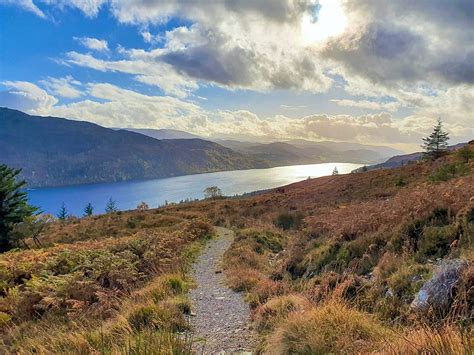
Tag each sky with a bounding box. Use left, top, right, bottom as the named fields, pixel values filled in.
left=0, top=0, right=473, bottom=152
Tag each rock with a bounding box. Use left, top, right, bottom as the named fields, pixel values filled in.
left=411, top=259, right=469, bottom=314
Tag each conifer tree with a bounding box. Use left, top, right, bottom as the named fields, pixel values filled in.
left=83, top=202, right=94, bottom=217
left=422, top=118, right=449, bottom=160
left=0, top=165, right=38, bottom=252
left=105, top=197, right=118, bottom=213
left=332, top=166, right=339, bottom=175
left=57, top=203, right=68, bottom=221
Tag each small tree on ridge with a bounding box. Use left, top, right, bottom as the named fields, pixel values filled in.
left=83, top=202, right=94, bottom=217
left=204, top=186, right=223, bottom=199
left=57, top=202, right=68, bottom=221
left=105, top=197, right=118, bottom=213
left=422, top=118, right=449, bottom=160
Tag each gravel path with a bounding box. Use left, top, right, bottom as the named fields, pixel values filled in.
left=189, top=227, right=257, bottom=354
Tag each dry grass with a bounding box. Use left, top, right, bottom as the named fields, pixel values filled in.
left=215, top=146, right=474, bottom=354
left=1, top=144, right=472, bottom=353
left=266, top=300, right=391, bottom=354
left=383, top=326, right=473, bottom=354
left=0, top=210, right=213, bottom=353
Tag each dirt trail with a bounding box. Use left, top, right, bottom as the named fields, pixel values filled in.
left=189, top=227, right=257, bottom=354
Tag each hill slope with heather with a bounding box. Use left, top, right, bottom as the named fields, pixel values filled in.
left=164, top=144, right=474, bottom=353
left=0, top=143, right=472, bottom=353
left=0, top=108, right=268, bottom=187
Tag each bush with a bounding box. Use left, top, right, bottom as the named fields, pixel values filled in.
left=395, top=176, right=407, bottom=187
left=303, top=242, right=340, bottom=275
left=254, top=232, right=284, bottom=253
left=416, top=225, right=458, bottom=261
left=275, top=212, right=303, bottom=230
left=456, top=145, right=474, bottom=163
left=429, top=162, right=469, bottom=182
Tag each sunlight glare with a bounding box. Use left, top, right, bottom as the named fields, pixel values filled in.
left=301, top=0, right=347, bottom=44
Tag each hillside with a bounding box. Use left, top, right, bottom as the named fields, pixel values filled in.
left=0, top=108, right=268, bottom=187
left=165, top=145, right=474, bottom=353
left=123, top=128, right=201, bottom=140
left=287, top=139, right=402, bottom=157
left=357, top=142, right=469, bottom=172
left=218, top=139, right=399, bottom=165
left=0, top=144, right=472, bottom=353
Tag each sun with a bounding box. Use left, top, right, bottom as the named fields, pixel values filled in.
left=301, top=0, right=348, bottom=44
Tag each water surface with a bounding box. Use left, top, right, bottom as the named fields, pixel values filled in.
left=28, top=163, right=362, bottom=215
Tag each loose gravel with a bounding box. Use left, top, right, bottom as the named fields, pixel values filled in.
left=189, top=227, right=257, bottom=354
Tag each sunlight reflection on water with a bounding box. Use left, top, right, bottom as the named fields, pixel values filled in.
left=28, top=163, right=362, bottom=215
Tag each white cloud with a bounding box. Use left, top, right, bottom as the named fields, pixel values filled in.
left=41, top=83, right=205, bottom=129
left=40, top=0, right=106, bottom=17
left=65, top=51, right=198, bottom=98
left=330, top=99, right=401, bottom=112
left=39, top=76, right=82, bottom=98
left=1, top=80, right=57, bottom=110
left=0, top=0, right=45, bottom=18
left=75, top=37, right=109, bottom=52
left=3, top=79, right=470, bottom=151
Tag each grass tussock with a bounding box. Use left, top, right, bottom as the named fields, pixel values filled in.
left=385, top=326, right=473, bottom=354
left=266, top=300, right=390, bottom=354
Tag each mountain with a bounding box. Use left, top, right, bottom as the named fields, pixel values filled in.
left=0, top=108, right=268, bottom=187
left=285, top=139, right=403, bottom=158
left=217, top=139, right=393, bottom=165
left=123, top=128, right=201, bottom=140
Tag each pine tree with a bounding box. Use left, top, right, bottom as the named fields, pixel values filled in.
left=332, top=166, right=339, bottom=175
left=57, top=203, right=68, bottom=221
left=422, top=118, right=450, bottom=160
left=83, top=202, right=94, bottom=217
left=105, top=197, right=118, bottom=213
left=0, top=165, right=38, bottom=252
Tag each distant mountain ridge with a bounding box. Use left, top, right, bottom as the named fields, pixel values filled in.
left=216, top=139, right=401, bottom=165
left=0, top=108, right=268, bottom=187
left=1, top=107, right=411, bottom=188
left=122, top=128, right=201, bottom=140
left=124, top=129, right=403, bottom=165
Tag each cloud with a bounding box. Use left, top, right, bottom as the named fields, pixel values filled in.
left=323, top=0, right=474, bottom=87
left=39, top=76, right=82, bottom=98
left=40, top=82, right=205, bottom=129
left=330, top=99, right=401, bottom=112
left=2, top=0, right=473, bottom=146
left=74, top=37, right=109, bottom=52
left=0, top=0, right=45, bottom=18
left=0, top=81, right=57, bottom=111
left=65, top=51, right=198, bottom=98
left=40, top=0, right=106, bottom=17
left=56, top=1, right=333, bottom=94
left=3, top=78, right=471, bottom=151
left=280, top=104, right=307, bottom=110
